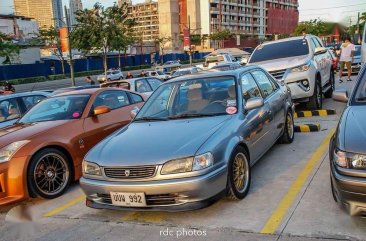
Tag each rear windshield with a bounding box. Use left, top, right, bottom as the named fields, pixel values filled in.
left=206, top=56, right=225, bottom=63
left=249, top=39, right=310, bottom=63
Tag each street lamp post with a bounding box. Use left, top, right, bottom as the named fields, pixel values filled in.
left=64, top=5, right=75, bottom=86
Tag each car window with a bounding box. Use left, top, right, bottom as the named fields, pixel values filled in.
left=251, top=70, right=276, bottom=98
left=130, top=93, right=144, bottom=103
left=0, top=98, right=21, bottom=122
left=21, top=95, right=46, bottom=110
left=311, top=38, right=321, bottom=48
left=135, top=79, right=153, bottom=93
left=94, top=90, right=130, bottom=110
left=241, top=73, right=262, bottom=101
left=315, top=37, right=324, bottom=47
left=250, top=39, right=309, bottom=63
left=147, top=78, right=162, bottom=90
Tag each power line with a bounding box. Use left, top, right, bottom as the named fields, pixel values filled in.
left=300, top=3, right=366, bottom=11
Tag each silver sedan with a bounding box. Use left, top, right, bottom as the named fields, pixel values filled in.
left=80, top=66, right=295, bottom=211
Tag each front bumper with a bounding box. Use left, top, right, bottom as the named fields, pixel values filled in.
left=0, top=156, right=30, bottom=206
left=283, top=68, right=316, bottom=101
left=331, top=163, right=366, bottom=216
left=80, top=165, right=227, bottom=211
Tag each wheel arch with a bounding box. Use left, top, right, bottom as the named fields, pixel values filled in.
left=27, top=145, right=75, bottom=198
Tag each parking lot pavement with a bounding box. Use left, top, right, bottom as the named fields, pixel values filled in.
left=1, top=74, right=365, bottom=241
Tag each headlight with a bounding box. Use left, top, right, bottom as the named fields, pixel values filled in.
left=333, top=149, right=366, bottom=169
left=193, top=152, right=213, bottom=171
left=82, top=161, right=102, bottom=176
left=291, top=62, right=311, bottom=72
left=161, top=152, right=214, bottom=175
left=0, top=140, right=30, bottom=163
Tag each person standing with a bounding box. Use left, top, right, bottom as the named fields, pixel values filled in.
left=125, top=72, right=134, bottom=79
left=139, top=70, right=147, bottom=77
left=85, top=76, right=95, bottom=85
left=338, top=36, right=355, bottom=83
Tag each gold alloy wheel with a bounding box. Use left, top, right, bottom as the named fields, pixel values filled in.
left=233, top=153, right=249, bottom=193
left=287, top=112, right=294, bottom=139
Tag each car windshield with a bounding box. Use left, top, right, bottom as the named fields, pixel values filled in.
left=172, top=70, right=191, bottom=77
left=355, top=46, right=361, bottom=56
left=157, top=71, right=165, bottom=75
left=250, top=39, right=309, bottom=63
left=19, top=95, right=90, bottom=123
left=353, top=70, right=366, bottom=104
left=135, top=77, right=237, bottom=120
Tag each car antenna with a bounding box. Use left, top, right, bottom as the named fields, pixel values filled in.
left=30, top=84, right=36, bottom=92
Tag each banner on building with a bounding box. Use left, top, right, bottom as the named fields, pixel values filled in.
left=183, top=29, right=190, bottom=52
left=60, top=27, right=69, bottom=53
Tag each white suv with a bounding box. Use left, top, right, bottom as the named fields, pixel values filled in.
left=248, top=35, right=334, bottom=109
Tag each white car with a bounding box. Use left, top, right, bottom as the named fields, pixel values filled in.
left=146, top=70, right=170, bottom=81
left=170, top=67, right=203, bottom=78
left=197, top=53, right=237, bottom=70
left=97, top=70, right=124, bottom=83
left=100, top=77, right=163, bottom=97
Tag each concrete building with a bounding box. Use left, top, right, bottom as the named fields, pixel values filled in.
left=127, top=0, right=159, bottom=42
left=69, top=0, right=83, bottom=27
left=14, top=0, right=64, bottom=28
left=0, top=14, right=39, bottom=41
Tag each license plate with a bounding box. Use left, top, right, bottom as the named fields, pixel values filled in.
left=110, top=192, right=146, bottom=207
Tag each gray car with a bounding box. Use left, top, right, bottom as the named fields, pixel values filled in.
left=0, top=91, right=50, bottom=129
left=330, top=64, right=366, bottom=216
left=80, top=66, right=295, bottom=211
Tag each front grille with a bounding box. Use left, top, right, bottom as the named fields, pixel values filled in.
left=97, top=193, right=181, bottom=206
left=269, top=69, right=287, bottom=80
left=104, top=166, right=156, bottom=179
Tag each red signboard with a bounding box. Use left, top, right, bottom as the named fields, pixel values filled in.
left=59, top=27, right=69, bottom=53
left=183, top=29, right=190, bottom=51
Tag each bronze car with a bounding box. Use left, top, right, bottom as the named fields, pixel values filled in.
left=0, top=88, right=145, bottom=205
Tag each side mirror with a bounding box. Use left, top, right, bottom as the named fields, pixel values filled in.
left=314, top=47, right=327, bottom=55
left=332, top=90, right=348, bottom=103
left=244, top=97, right=264, bottom=111
left=130, top=106, right=140, bottom=119
left=93, top=105, right=111, bottom=116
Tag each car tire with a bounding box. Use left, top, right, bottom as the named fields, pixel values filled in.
left=324, top=69, right=335, bottom=98
left=227, top=146, right=251, bottom=200
left=107, top=78, right=111, bottom=82
left=330, top=175, right=338, bottom=203
left=119, top=77, right=123, bottom=80
left=278, top=110, right=294, bottom=144
left=28, top=148, right=72, bottom=199
left=306, top=78, right=322, bottom=110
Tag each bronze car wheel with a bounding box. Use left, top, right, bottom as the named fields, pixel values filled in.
left=227, top=147, right=251, bottom=200
left=28, top=148, right=72, bottom=199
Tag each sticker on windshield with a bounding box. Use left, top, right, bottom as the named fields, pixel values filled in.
left=226, top=100, right=237, bottom=107
left=226, top=107, right=237, bottom=115
left=72, top=112, right=81, bottom=118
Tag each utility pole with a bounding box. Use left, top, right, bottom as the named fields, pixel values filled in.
left=188, top=15, right=192, bottom=66
left=64, top=5, right=75, bottom=86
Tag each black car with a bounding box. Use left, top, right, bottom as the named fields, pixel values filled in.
left=330, top=64, right=366, bottom=216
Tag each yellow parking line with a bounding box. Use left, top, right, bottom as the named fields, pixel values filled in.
left=43, top=195, right=85, bottom=217
left=122, top=211, right=167, bottom=223
left=260, top=129, right=335, bottom=234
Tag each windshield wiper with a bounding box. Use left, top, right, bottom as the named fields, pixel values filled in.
left=168, top=113, right=223, bottom=119
left=133, top=116, right=168, bottom=122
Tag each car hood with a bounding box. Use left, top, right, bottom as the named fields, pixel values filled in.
left=88, top=116, right=231, bottom=167
left=0, top=120, right=70, bottom=149
left=344, top=106, right=366, bottom=154
left=249, top=55, right=310, bottom=71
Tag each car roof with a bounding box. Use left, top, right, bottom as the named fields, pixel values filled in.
left=0, top=91, right=51, bottom=101
left=168, top=65, right=258, bottom=83
left=260, top=35, right=315, bottom=46
left=54, top=88, right=104, bottom=97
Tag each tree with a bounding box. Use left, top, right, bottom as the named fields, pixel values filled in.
left=0, top=32, right=20, bottom=64
left=154, top=36, right=172, bottom=63
left=72, top=3, right=131, bottom=77
left=209, top=29, right=233, bottom=49
left=34, top=26, right=66, bottom=75
left=293, top=19, right=332, bottom=36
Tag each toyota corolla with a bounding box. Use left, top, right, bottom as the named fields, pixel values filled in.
left=80, top=66, right=295, bottom=211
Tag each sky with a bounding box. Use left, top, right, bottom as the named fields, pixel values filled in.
left=0, top=0, right=365, bottom=25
